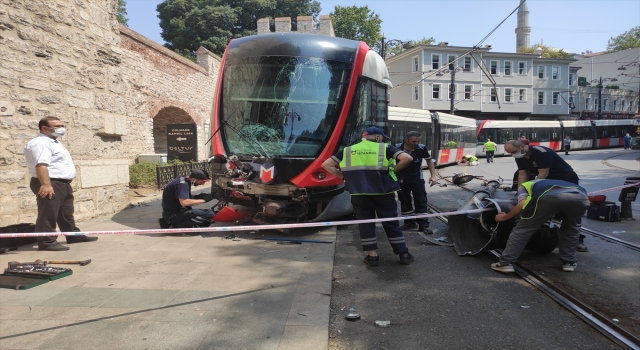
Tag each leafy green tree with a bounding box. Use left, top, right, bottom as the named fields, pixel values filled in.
left=385, top=36, right=435, bottom=57
left=517, top=43, right=572, bottom=59
left=329, top=5, right=381, bottom=49
left=157, top=0, right=320, bottom=56
left=117, top=0, right=128, bottom=26
left=606, top=26, right=640, bottom=52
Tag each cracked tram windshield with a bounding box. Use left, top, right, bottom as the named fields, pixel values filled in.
left=221, top=56, right=351, bottom=157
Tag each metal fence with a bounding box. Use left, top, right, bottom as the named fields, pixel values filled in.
left=156, top=161, right=212, bottom=189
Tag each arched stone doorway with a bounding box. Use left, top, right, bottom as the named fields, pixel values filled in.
left=152, top=106, right=196, bottom=155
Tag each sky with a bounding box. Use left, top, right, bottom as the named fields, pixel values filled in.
left=124, top=0, right=640, bottom=55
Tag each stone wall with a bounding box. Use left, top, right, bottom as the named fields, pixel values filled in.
left=0, top=0, right=220, bottom=226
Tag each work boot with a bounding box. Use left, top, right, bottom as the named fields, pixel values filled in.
left=363, top=255, right=379, bottom=267
left=38, top=242, right=70, bottom=251
left=419, top=226, right=433, bottom=234
left=66, top=235, right=98, bottom=244
left=158, top=218, right=171, bottom=229
left=399, top=252, right=414, bottom=265
left=577, top=242, right=588, bottom=252
left=401, top=222, right=418, bottom=230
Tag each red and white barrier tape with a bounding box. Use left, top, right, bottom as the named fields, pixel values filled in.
left=0, top=208, right=491, bottom=238
left=586, top=182, right=639, bottom=196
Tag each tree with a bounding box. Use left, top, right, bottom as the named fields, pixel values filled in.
left=329, top=5, right=381, bottom=50
left=157, top=0, right=320, bottom=56
left=117, top=0, right=128, bottom=26
left=384, top=36, right=436, bottom=57
left=606, top=26, right=640, bottom=52
left=517, top=43, right=572, bottom=59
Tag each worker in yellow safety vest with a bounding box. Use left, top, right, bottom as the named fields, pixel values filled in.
left=483, top=138, right=497, bottom=163
left=322, top=127, right=415, bottom=267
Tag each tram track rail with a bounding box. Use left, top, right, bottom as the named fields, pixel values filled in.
left=602, top=153, right=640, bottom=172
left=425, top=200, right=640, bottom=349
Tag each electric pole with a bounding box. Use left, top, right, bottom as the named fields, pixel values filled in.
left=449, top=61, right=456, bottom=115
left=597, top=76, right=602, bottom=119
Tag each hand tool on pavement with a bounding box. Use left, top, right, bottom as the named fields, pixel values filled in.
left=16, top=259, right=91, bottom=266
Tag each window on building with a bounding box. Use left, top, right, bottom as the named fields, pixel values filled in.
left=585, top=97, right=591, bottom=110
left=630, top=101, right=636, bottom=112
left=505, top=88, right=512, bottom=102
left=538, top=66, right=545, bottom=79
left=518, top=61, right=526, bottom=74
left=448, top=55, right=456, bottom=69
left=613, top=99, right=618, bottom=111
left=622, top=100, right=626, bottom=112
left=603, top=99, right=608, bottom=111
left=519, top=88, right=526, bottom=102
left=464, top=57, right=472, bottom=70
left=490, top=88, right=497, bottom=102
left=412, top=56, right=419, bottom=72
left=552, top=91, right=560, bottom=105
left=537, top=91, right=545, bottom=105
left=413, top=86, right=419, bottom=101
left=569, top=73, right=575, bottom=86
left=504, top=61, right=512, bottom=76
left=432, top=84, right=441, bottom=99
left=552, top=66, right=559, bottom=80
left=432, top=54, right=440, bottom=70
left=464, top=85, right=473, bottom=100
left=490, top=60, right=498, bottom=75
left=448, top=83, right=457, bottom=100
left=569, top=96, right=574, bottom=108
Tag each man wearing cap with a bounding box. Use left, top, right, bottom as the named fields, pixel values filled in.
left=159, top=169, right=215, bottom=230
left=24, top=116, right=98, bottom=251
left=322, top=127, right=415, bottom=266
left=504, top=139, right=587, bottom=252
left=395, top=131, right=436, bottom=234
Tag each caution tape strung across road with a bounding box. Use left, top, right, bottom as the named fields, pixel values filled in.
left=1, top=183, right=637, bottom=239
left=0, top=208, right=491, bottom=238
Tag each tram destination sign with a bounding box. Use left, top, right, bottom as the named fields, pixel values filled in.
left=167, top=124, right=198, bottom=162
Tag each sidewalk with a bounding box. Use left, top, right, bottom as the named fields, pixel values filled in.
left=0, top=191, right=335, bottom=350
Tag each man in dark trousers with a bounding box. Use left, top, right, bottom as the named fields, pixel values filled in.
left=395, top=131, right=436, bottom=234
left=24, top=117, right=98, bottom=251
left=160, top=169, right=215, bottom=232
left=491, top=179, right=589, bottom=273
left=322, top=127, right=414, bottom=266
left=504, top=139, right=588, bottom=252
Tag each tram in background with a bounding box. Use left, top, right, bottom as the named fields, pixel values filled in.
left=388, top=107, right=477, bottom=166
left=208, top=33, right=392, bottom=223
left=476, top=119, right=637, bottom=157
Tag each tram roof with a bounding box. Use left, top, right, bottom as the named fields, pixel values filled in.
left=388, top=107, right=432, bottom=123
left=560, top=120, right=592, bottom=127
left=480, top=120, right=561, bottom=128
left=592, top=119, right=635, bottom=126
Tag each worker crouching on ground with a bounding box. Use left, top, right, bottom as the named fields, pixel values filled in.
left=322, top=127, right=415, bottom=266
left=491, top=179, right=589, bottom=273
left=457, top=154, right=478, bottom=166
left=159, top=169, right=215, bottom=234
left=395, top=131, right=436, bottom=234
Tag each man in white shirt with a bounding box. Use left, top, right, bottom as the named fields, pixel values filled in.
left=24, top=117, right=98, bottom=251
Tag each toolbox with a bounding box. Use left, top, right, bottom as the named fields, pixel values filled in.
left=586, top=201, right=621, bottom=222
left=0, top=275, right=50, bottom=290
left=0, top=223, right=38, bottom=253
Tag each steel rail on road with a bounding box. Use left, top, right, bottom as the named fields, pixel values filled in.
left=425, top=201, right=640, bottom=349
left=602, top=154, right=640, bottom=172
left=486, top=249, right=640, bottom=350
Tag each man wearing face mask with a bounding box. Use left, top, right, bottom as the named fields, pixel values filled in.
left=159, top=169, right=215, bottom=232
left=24, top=117, right=98, bottom=251
left=504, top=139, right=587, bottom=251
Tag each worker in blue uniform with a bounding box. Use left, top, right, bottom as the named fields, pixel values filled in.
left=159, top=169, right=215, bottom=233
left=322, top=127, right=415, bottom=266
left=505, top=139, right=588, bottom=252
left=395, top=131, right=436, bottom=234
left=491, top=179, right=589, bottom=273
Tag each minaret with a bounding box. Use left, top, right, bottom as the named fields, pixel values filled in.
left=515, top=0, right=531, bottom=51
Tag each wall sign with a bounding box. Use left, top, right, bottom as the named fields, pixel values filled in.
left=167, top=124, right=197, bottom=162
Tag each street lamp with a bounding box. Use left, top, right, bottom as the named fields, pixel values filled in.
left=380, top=36, right=413, bottom=59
